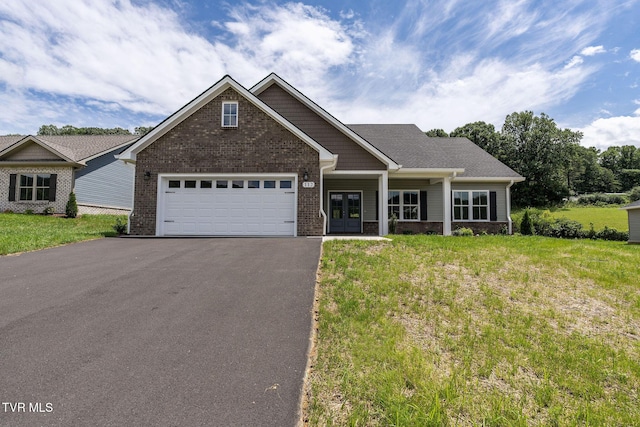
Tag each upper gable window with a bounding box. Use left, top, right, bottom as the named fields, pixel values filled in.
left=222, top=102, right=238, bottom=128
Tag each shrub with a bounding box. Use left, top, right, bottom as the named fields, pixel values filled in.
left=520, top=210, right=534, bottom=235
left=595, top=226, right=628, bottom=242
left=576, top=193, right=628, bottom=206
left=24, top=209, right=34, bottom=215
left=629, top=186, right=640, bottom=202
left=548, top=218, right=584, bottom=239
left=42, top=206, right=55, bottom=215
left=65, top=192, right=78, bottom=218
left=388, top=213, right=398, bottom=234
left=452, top=227, right=474, bottom=236
left=113, top=218, right=127, bottom=235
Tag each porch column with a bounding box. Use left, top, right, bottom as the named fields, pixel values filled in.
left=443, top=176, right=452, bottom=236
left=379, top=172, right=388, bottom=235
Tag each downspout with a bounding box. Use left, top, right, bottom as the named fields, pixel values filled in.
left=319, top=155, right=338, bottom=236
left=506, top=180, right=515, bottom=234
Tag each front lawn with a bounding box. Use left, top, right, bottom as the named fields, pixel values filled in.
left=513, top=206, right=628, bottom=231
left=0, top=213, right=125, bottom=255
left=307, top=235, right=640, bottom=426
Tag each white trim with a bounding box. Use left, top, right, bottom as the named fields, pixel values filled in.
left=251, top=73, right=400, bottom=170
left=443, top=177, right=452, bottom=235
left=387, top=189, right=421, bottom=222
left=324, top=169, right=388, bottom=176
left=380, top=171, right=388, bottom=235
left=118, top=75, right=334, bottom=163
left=155, top=172, right=298, bottom=237
left=82, top=139, right=138, bottom=162
left=0, top=136, right=81, bottom=166
left=392, top=168, right=464, bottom=177
left=327, top=190, right=364, bottom=234
left=221, top=101, right=238, bottom=128
left=506, top=180, right=515, bottom=234
left=452, top=190, right=490, bottom=222
left=319, top=156, right=339, bottom=235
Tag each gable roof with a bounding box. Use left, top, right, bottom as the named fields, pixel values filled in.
left=0, top=135, right=138, bottom=165
left=118, top=75, right=334, bottom=163
left=348, top=124, right=522, bottom=180
left=251, top=73, right=399, bottom=170
left=622, top=200, right=640, bottom=210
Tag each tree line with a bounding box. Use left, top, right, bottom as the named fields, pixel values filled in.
left=37, top=124, right=153, bottom=136
left=427, top=111, right=640, bottom=207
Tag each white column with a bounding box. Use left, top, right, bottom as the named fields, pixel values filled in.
left=380, top=172, right=389, bottom=235
left=443, top=176, right=452, bottom=236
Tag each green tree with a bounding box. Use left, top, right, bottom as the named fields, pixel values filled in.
left=502, top=111, right=582, bottom=207
left=134, top=126, right=154, bottom=135
left=450, top=121, right=515, bottom=164
left=65, top=192, right=78, bottom=218
left=425, top=129, right=449, bottom=137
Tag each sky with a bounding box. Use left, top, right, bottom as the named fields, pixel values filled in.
left=1, top=0, right=639, bottom=150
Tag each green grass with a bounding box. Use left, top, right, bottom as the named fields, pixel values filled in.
left=307, top=235, right=640, bottom=426
left=513, top=206, right=628, bottom=231
left=0, top=213, right=125, bottom=255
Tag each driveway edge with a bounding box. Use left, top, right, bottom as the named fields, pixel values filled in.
left=297, top=240, right=324, bottom=427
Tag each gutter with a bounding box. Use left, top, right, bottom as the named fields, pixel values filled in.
left=319, top=155, right=338, bottom=235
left=506, top=180, right=515, bottom=234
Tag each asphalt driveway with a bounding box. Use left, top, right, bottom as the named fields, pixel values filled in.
left=0, top=237, right=321, bottom=426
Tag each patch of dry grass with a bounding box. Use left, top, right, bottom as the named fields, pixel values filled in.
left=306, top=236, right=640, bottom=426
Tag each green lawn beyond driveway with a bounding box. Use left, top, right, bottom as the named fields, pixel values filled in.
left=307, top=235, right=640, bottom=426
left=0, top=213, right=124, bottom=255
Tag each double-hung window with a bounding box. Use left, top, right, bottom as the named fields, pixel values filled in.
left=453, top=190, right=488, bottom=221
left=221, top=102, right=238, bottom=127
left=388, top=190, right=419, bottom=220
left=19, top=174, right=51, bottom=201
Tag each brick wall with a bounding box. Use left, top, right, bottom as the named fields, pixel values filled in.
left=452, top=221, right=509, bottom=234
left=394, top=221, right=444, bottom=235
left=130, top=87, right=323, bottom=236
left=0, top=166, right=73, bottom=214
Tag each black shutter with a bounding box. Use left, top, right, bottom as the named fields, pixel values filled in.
left=420, top=191, right=427, bottom=220
left=49, top=174, right=57, bottom=202
left=9, top=174, right=17, bottom=201
left=375, top=191, right=379, bottom=220
left=489, top=191, right=497, bottom=221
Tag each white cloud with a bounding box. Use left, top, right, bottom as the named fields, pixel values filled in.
left=565, top=55, right=584, bottom=69
left=581, top=114, right=640, bottom=150
left=631, top=49, right=640, bottom=62
left=580, top=45, right=605, bottom=56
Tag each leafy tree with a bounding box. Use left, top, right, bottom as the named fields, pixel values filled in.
left=425, top=128, right=449, bottom=137
left=501, top=111, right=582, bottom=207
left=37, top=124, right=132, bottom=136
left=520, top=210, right=533, bottom=235
left=450, top=121, right=515, bottom=165
left=134, top=126, right=154, bottom=135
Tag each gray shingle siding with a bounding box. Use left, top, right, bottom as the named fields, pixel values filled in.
left=75, top=148, right=134, bottom=209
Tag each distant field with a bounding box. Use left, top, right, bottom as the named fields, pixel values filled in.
left=513, top=206, right=628, bottom=231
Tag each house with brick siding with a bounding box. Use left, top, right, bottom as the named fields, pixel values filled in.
left=0, top=135, right=137, bottom=215
left=119, top=73, right=524, bottom=237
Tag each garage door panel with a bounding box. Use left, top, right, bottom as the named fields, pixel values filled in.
left=160, top=177, right=296, bottom=236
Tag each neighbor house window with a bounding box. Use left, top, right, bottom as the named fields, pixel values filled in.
left=453, top=191, right=489, bottom=220
left=388, top=190, right=419, bottom=220
left=222, top=102, right=238, bottom=127
left=19, top=174, right=50, bottom=201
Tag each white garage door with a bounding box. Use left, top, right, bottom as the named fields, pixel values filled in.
left=158, top=176, right=296, bottom=236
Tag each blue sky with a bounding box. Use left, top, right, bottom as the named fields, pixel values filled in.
left=1, top=0, right=639, bottom=150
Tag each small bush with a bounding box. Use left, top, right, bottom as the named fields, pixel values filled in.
left=452, top=227, right=474, bottom=236
left=112, top=218, right=127, bottom=235
left=42, top=206, right=55, bottom=215
left=24, top=209, right=34, bottom=215
left=629, top=186, right=640, bottom=202
left=65, top=192, right=78, bottom=218
left=520, top=210, right=534, bottom=235
left=388, top=213, right=398, bottom=234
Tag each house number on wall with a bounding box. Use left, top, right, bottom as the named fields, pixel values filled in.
left=302, top=181, right=315, bottom=188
